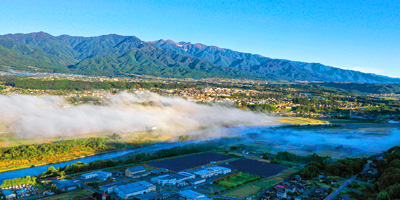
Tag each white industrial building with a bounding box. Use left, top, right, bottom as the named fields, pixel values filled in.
left=151, top=172, right=195, bottom=186
left=188, top=165, right=231, bottom=178
left=80, top=170, right=112, bottom=181
left=114, top=181, right=156, bottom=199
left=179, top=190, right=212, bottom=200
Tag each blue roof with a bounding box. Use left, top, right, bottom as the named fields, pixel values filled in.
left=16, top=188, right=27, bottom=193
left=179, top=190, right=205, bottom=199
left=99, top=181, right=124, bottom=189
left=53, top=179, right=81, bottom=188
left=2, top=190, right=15, bottom=196
left=115, top=181, right=154, bottom=195
left=127, top=166, right=146, bottom=172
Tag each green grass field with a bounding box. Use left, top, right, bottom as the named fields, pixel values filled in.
left=222, top=168, right=298, bottom=198
left=216, top=172, right=261, bottom=188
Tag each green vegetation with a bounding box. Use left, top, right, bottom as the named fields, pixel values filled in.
left=1, top=77, right=200, bottom=91
left=0, top=176, right=37, bottom=188
left=0, top=137, right=128, bottom=172
left=216, top=172, right=261, bottom=188
left=272, top=151, right=328, bottom=164
left=374, top=146, right=400, bottom=200
left=325, top=158, right=366, bottom=177
left=299, top=157, right=366, bottom=179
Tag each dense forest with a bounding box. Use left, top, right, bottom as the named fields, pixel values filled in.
left=373, top=146, right=400, bottom=200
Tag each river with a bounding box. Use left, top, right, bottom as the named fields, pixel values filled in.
left=1, top=124, right=399, bottom=182
left=0, top=142, right=186, bottom=182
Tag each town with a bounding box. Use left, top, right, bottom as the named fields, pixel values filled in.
left=1, top=142, right=394, bottom=200
left=1, top=75, right=400, bottom=124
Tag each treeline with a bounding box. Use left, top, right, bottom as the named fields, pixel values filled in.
left=2, top=77, right=201, bottom=91
left=273, top=151, right=329, bottom=164
left=0, top=137, right=120, bottom=172
left=241, top=103, right=277, bottom=112
left=318, top=83, right=400, bottom=95
left=0, top=176, right=36, bottom=188
left=299, top=157, right=366, bottom=179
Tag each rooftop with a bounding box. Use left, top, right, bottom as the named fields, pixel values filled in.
left=179, top=190, right=206, bottom=199
left=115, top=181, right=154, bottom=195
left=127, top=166, right=146, bottom=172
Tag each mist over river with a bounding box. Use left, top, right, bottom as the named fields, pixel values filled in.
left=0, top=123, right=399, bottom=182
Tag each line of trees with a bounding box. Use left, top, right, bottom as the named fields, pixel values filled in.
left=0, top=137, right=120, bottom=172
left=0, top=176, right=37, bottom=188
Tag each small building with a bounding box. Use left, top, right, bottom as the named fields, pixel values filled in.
left=188, top=178, right=206, bottom=185
left=277, top=190, right=286, bottom=198
left=151, top=172, right=195, bottom=186
left=284, top=186, right=296, bottom=193
left=129, top=171, right=151, bottom=179
left=81, top=170, right=112, bottom=181
left=179, top=190, right=211, bottom=200
left=134, top=192, right=158, bottom=200
left=99, top=181, right=125, bottom=193
left=15, top=189, right=28, bottom=198
left=114, top=181, right=156, bottom=199
left=189, top=169, right=214, bottom=178
left=150, top=168, right=169, bottom=175
left=188, top=165, right=231, bottom=178
left=125, top=166, right=146, bottom=177
left=52, top=179, right=82, bottom=191
left=2, top=190, right=16, bottom=200
left=134, top=191, right=176, bottom=200
left=274, top=185, right=285, bottom=190
left=206, top=165, right=231, bottom=175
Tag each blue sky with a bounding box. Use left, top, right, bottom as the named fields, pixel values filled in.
left=0, top=0, right=399, bottom=77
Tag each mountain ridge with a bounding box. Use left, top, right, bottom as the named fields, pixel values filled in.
left=0, top=32, right=398, bottom=83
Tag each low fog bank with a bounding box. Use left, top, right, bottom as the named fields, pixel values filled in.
left=0, top=91, right=279, bottom=138
left=238, top=126, right=400, bottom=157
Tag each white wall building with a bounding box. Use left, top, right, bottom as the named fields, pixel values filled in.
left=114, top=181, right=156, bottom=199
left=151, top=172, right=195, bottom=186
left=188, top=165, right=231, bottom=178
left=81, top=170, right=112, bottom=180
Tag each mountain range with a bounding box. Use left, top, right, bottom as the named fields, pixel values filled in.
left=0, top=32, right=398, bottom=83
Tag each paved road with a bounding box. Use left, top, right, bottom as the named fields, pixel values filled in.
left=325, top=175, right=357, bottom=200
left=325, top=162, right=370, bottom=200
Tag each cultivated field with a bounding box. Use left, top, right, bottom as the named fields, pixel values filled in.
left=221, top=158, right=287, bottom=178
left=215, top=172, right=261, bottom=188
